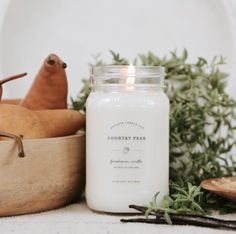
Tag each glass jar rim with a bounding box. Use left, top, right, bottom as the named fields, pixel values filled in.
left=92, top=65, right=165, bottom=77
left=91, top=65, right=166, bottom=87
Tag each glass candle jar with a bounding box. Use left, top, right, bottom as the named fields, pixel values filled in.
left=86, top=65, right=169, bottom=213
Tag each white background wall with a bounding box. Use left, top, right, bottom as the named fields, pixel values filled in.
left=0, top=0, right=236, bottom=99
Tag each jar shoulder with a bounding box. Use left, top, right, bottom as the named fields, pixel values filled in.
left=86, top=91, right=169, bottom=108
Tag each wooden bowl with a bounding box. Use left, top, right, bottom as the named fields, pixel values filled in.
left=0, top=133, right=85, bottom=216
left=201, top=177, right=236, bottom=202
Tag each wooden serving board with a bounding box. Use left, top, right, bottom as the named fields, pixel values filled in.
left=0, top=133, right=85, bottom=217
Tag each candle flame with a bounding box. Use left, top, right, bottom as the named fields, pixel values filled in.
left=126, top=64, right=135, bottom=85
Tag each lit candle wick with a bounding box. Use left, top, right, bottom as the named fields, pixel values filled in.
left=126, top=64, right=135, bottom=86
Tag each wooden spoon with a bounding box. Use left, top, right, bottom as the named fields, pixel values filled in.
left=201, top=177, right=236, bottom=202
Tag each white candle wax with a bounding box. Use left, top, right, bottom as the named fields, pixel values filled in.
left=86, top=66, right=169, bottom=213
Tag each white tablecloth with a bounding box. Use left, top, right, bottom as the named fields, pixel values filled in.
left=0, top=198, right=235, bottom=234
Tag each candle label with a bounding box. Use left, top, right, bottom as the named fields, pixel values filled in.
left=107, top=121, right=146, bottom=184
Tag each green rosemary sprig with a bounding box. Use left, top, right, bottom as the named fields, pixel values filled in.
left=71, top=79, right=90, bottom=112
left=144, top=183, right=205, bottom=224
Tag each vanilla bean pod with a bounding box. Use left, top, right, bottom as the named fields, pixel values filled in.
left=129, top=205, right=149, bottom=213
left=121, top=216, right=236, bottom=230
left=121, top=204, right=236, bottom=230
left=121, top=218, right=167, bottom=225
